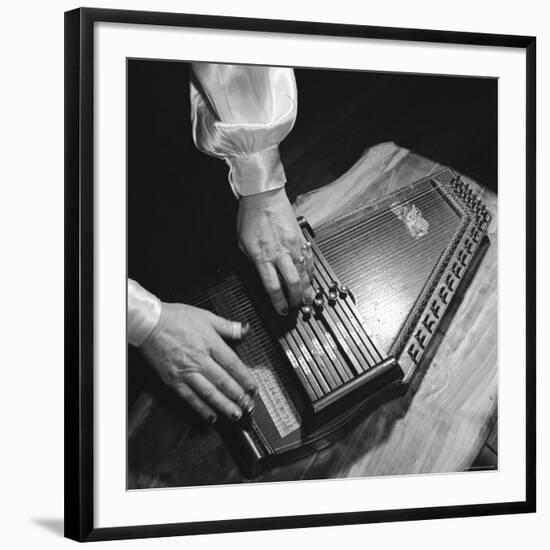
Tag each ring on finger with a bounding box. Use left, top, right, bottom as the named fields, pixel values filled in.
left=230, top=322, right=242, bottom=340
left=293, top=255, right=306, bottom=266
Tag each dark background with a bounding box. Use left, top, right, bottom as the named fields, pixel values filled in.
left=127, top=60, right=497, bottom=406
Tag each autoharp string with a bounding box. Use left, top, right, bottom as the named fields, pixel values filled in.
left=310, top=241, right=383, bottom=364
left=311, top=261, right=381, bottom=368
left=207, top=278, right=302, bottom=436
left=322, top=216, right=459, bottom=279
left=320, top=182, right=462, bottom=351
left=189, top=279, right=302, bottom=393
left=320, top=186, right=460, bottom=275
left=319, top=183, right=454, bottom=254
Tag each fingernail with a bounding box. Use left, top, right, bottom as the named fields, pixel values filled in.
left=280, top=306, right=288, bottom=316
left=241, top=321, right=250, bottom=336
left=239, top=395, right=255, bottom=414
left=208, top=414, right=217, bottom=424
left=238, top=394, right=251, bottom=409
left=245, top=399, right=255, bottom=415
left=304, top=294, right=313, bottom=306
left=247, top=386, right=257, bottom=398
left=232, top=410, right=242, bottom=422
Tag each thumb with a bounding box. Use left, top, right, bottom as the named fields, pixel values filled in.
left=207, top=313, right=250, bottom=340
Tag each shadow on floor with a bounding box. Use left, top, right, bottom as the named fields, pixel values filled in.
left=32, top=518, right=64, bottom=537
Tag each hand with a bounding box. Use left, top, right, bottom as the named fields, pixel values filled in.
left=237, top=188, right=314, bottom=315
left=140, top=302, right=257, bottom=424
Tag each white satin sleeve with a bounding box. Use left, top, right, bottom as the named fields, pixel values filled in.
left=127, top=279, right=162, bottom=347
left=190, top=63, right=297, bottom=197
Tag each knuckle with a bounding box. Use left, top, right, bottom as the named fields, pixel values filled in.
left=216, top=379, right=234, bottom=397
left=178, top=370, right=196, bottom=384
left=285, top=232, right=299, bottom=246
left=201, top=385, right=215, bottom=401
left=166, top=365, right=178, bottom=381
left=287, top=273, right=301, bottom=288
left=175, top=382, right=192, bottom=398
left=227, top=356, right=242, bottom=372
left=188, top=348, right=206, bottom=366
left=266, top=281, right=282, bottom=295
left=215, top=378, right=227, bottom=392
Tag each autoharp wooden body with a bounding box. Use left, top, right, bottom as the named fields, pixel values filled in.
left=186, top=169, right=492, bottom=476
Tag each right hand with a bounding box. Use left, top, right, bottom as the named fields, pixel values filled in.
left=237, top=187, right=314, bottom=315
left=140, top=302, right=257, bottom=424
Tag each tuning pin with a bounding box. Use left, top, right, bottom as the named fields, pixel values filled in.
left=314, top=296, right=325, bottom=312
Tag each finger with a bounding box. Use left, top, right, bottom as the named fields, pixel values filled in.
left=202, top=355, right=256, bottom=415
left=173, top=381, right=218, bottom=424
left=275, top=254, right=303, bottom=309
left=293, top=254, right=313, bottom=305
left=185, top=372, right=243, bottom=422
left=210, top=339, right=258, bottom=397
left=257, top=261, right=289, bottom=315
left=300, top=240, right=314, bottom=283
left=207, top=312, right=250, bottom=340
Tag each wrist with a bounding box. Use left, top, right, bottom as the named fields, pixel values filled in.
left=227, top=147, right=286, bottom=198
left=238, top=186, right=288, bottom=210
left=127, top=280, right=162, bottom=347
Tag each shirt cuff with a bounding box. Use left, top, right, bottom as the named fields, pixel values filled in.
left=226, top=146, right=286, bottom=198
left=127, top=279, right=162, bottom=347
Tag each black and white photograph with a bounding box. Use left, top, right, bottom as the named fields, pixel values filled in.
left=126, top=60, right=499, bottom=488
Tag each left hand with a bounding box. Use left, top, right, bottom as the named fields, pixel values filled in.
left=237, top=188, right=314, bottom=315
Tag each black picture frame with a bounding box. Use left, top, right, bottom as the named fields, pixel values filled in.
left=64, top=7, right=537, bottom=542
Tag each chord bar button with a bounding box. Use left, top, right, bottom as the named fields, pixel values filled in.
left=338, top=285, right=349, bottom=299
left=313, top=297, right=325, bottom=312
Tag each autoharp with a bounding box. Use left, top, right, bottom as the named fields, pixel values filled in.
left=187, top=169, right=492, bottom=476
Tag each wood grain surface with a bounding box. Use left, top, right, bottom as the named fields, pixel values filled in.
left=128, top=142, right=498, bottom=488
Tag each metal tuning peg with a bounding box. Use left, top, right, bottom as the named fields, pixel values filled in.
left=313, top=295, right=325, bottom=312
left=327, top=286, right=338, bottom=305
